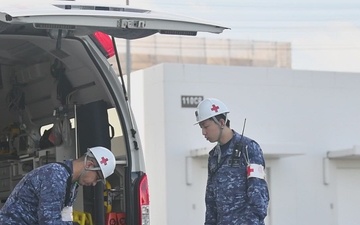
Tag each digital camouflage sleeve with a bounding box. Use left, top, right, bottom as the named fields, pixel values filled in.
left=0, top=161, right=75, bottom=225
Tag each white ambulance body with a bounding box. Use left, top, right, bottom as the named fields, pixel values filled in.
left=0, top=1, right=227, bottom=225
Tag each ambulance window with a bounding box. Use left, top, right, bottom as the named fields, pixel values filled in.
left=108, top=107, right=126, bottom=157
left=40, top=118, right=75, bottom=135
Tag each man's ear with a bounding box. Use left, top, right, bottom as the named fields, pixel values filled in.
left=220, top=118, right=226, bottom=127
left=85, top=159, right=95, bottom=168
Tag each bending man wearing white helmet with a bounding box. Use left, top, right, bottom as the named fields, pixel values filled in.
left=0, top=146, right=116, bottom=225
left=195, top=98, right=269, bottom=225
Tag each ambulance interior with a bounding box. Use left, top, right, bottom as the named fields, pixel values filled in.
left=0, top=32, right=128, bottom=224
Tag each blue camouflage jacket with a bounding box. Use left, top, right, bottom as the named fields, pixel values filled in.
left=0, top=160, right=78, bottom=225
left=205, top=131, right=269, bottom=225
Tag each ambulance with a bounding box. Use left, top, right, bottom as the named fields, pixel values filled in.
left=0, top=1, right=227, bottom=225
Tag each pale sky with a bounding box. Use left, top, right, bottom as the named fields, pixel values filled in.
left=8, top=0, right=360, bottom=73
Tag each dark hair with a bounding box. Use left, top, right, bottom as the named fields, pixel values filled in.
left=214, top=114, right=230, bottom=127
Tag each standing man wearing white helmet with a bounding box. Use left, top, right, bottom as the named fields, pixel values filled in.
left=195, top=98, right=269, bottom=225
left=0, top=146, right=116, bottom=225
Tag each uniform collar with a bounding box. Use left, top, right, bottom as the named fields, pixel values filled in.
left=213, top=130, right=240, bottom=157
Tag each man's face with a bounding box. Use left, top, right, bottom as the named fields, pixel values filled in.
left=199, top=119, right=220, bottom=143
left=80, top=160, right=104, bottom=186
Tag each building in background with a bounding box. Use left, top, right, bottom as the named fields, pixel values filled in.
left=110, top=35, right=291, bottom=73
left=129, top=63, right=360, bottom=225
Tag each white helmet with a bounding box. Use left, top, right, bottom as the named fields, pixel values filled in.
left=195, top=98, right=230, bottom=124
left=87, top=146, right=116, bottom=181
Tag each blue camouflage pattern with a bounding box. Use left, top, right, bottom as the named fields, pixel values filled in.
left=205, top=131, right=269, bottom=225
left=0, top=160, right=78, bottom=225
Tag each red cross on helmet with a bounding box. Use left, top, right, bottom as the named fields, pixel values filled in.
left=194, top=98, right=230, bottom=124
left=87, top=146, right=116, bottom=182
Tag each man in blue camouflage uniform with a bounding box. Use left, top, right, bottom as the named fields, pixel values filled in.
left=195, top=98, right=269, bottom=225
left=0, top=146, right=116, bottom=225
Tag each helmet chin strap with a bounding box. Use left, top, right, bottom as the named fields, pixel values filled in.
left=212, top=117, right=224, bottom=144
left=84, top=152, right=101, bottom=171
left=217, top=127, right=223, bottom=144
left=76, top=155, right=98, bottom=183
left=212, top=114, right=228, bottom=144
left=75, top=169, right=87, bottom=183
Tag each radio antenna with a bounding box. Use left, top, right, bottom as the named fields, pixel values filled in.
left=240, top=118, right=247, bottom=136
left=230, top=118, right=247, bottom=166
